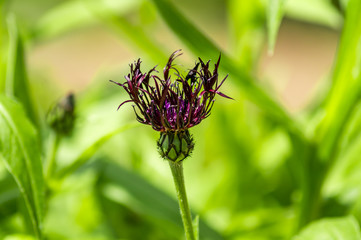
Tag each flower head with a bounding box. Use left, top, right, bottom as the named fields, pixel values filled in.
left=110, top=50, right=232, bottom=133
left=111, top=50, right=231, bottom=162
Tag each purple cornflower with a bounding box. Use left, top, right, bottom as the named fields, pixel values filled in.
left=111, top=50, right=231, bottom=162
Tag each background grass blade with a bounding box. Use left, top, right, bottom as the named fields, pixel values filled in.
left=227, top=0, right=265, bottom=70
left=33, top=0, right=139, bottom=41
left=5, top=15, right=38, bottom=125
left=285, top=0, right=342, bottom=29
left=0, top=2, right=6, bottom=93
left=267, top=0, right=285, bottom=55
left=56, top=123, right=138, bottom=179
left=33, top=0, right=167, bottom=62
left=98, top=160, right=224, bottom=240
left=0, top=95, right=45, bottom=239
left=4, top=235, right=36, bottom=240
left=86, top=5, right=168, bottom=63
left=0, top=174, right=19, bottom=221
left=193, top=215, right=199, bottom=240
left=151, top=0, right=220, bottom=58
left=316, top=0, right=361, bottom=162
left=293, top=216, right=361, bottom=240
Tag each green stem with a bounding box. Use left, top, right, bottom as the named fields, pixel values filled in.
left=45, top=133, right=60, bottom=179
left=296, top=146, right=327, bottom=232
left=297, top=174, right=323, bottom=230
left=169, top=161, right=195, bottom=240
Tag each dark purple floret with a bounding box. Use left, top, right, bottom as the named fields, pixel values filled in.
left=110, top=50, right=232, bottom=132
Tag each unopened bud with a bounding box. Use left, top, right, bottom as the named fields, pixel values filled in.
left=47, top=93, right=75, bottom=135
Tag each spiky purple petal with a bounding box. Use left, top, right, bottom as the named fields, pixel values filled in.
left=111, top=50, right=232, bottom=132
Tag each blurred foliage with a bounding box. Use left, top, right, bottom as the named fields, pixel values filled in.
left=1, top=0, right=361, bottom=239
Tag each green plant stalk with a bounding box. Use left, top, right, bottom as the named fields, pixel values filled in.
left=297, top=172, right=323, bottom=231
left=295, top=145, right=327, bottom=232
left=169, top=161, right=196, bottom=240
left=45, top=133, right=60, bottom=179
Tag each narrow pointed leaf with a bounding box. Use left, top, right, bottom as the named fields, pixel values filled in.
left=33, top=0, right=167, bottom=62
left=0, top=174, right=19, bottom=220
left=4, top=235, right=36, bottom=240
left=316, top=0, right=361, bottom=161
left=5, top=15, right=37, bottom=125
left=32, top=0, right=140, bottom=40
left=151, top=0, right=221, bottom=59
left=0, top=3, right=6, bottom=93
left=293, top=216, right=361, bottom=240
left=0, top=95, right=44, bottom=238
left=56, top=123, right=137, bottom=179
left=267, top=0, right=285, bottom=55
left=85, top=1, right=168, bottom=62
left=193, top=215, right=199, bottom=240
left=285, top=0, right=342, bottom=29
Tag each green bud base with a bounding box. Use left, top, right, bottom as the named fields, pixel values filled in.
left=157, top=130, right=194, bottom=162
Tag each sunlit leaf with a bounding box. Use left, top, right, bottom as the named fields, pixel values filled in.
left=33, top=0, right=141, bottom=40
left=56, top=123, right=138, bottom=179
left=324, top=103, right=361, bottom=197
left=34, top=0, right=167, bottom=64
left=86, top=3, right=168, bottom=63
left=285, top=0, right=342, bottom=29
left=340, top=0, right=350, bottom=10
left=0, top=2, right=6, bottom=93
left=0, top=173, right=19, bottom=220
left=193, top=215, right=199, bottom=240
left=227, top=0, right=265, bottom=69
left=267, top=0, right=285, bottom=55
left=0, top=95, right=44, bottom=238
left=4, top=235, right=36, bottom=240
left=316, top=0, right=361, bottom=162
left=5, top=15, right=37, bottom=125
left=293, top=216, right=361, bottom=240
left=325, top=119, right=361, bottom=198
left=151, top=0, right=221, bottom=58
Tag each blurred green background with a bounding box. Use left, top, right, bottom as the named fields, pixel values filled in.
left=2, top=0, right=361, bottom=239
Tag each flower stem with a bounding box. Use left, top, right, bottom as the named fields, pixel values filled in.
left=169, top=161, right=195, bottom=240
left=45, top=133, right=60, bottom=180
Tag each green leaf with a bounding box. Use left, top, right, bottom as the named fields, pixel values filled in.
left=5, top=15, right=38, bottom=125
left=56, top=123, right=138, bottom=179
left=96, top=184, right=179, bottom=239
left=4, top=235, right=36, bottom=240
left=325, top=120, right=361, bottom=198
left=0, top=3, right=6, bottom=93
left=32, top=0, right=140, bottom=41
left=340, top=0, right=350, bottom=10
left=193, top=215, right=199, bottom=240
left=84, top=0, right=168, bottom=62
left=98, top=161, right=224, bottom=240
left=293, top=216, right=361, bottom=240
left=0, top=95, right=45, bottom=239
left=151, top=0, right=302, bottom=140
left=267, top=0, right=285, bottom=55
left=0, top=173, right=19, bottom=220
left=316, top=0, right=361, bottom=162
left=285, top=0, right=342, bottom=29
left=227, top=0, right=265, bottom=69
left=33, top=0, right=167, bottom=63
left=151, top=0, right=222, bottom=58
